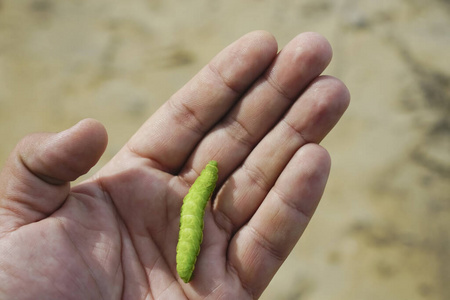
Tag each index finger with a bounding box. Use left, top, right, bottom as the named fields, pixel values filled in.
left=126, top=31, right=278, bottom=173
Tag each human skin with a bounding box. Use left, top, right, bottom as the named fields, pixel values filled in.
left=0, top=31, right=350, bottom=299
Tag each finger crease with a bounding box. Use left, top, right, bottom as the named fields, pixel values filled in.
left=18, top=154, right=65, bottom=186
left=281, top=118, right=310, bottom=145
left=264, top=72, right=291, bottom=101
left=242, top=163, right=271, bottom=195
left=168, top=98, right=208, bottom=137
left=272, top=185, right=312, bottom=222
left=207, top=62, right=242, bottom=96
left=249, top=224, right=285, bottom=262
left=227, top=261, right=255, bottom=299
left=222, top=116, right=256, bottom=150
left=125, top=144, right=167, bottom=172
left=213, top=208, right=235, bottom=240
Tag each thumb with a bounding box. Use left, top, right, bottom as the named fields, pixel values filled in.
left=0, top=119, right=108, bottom=231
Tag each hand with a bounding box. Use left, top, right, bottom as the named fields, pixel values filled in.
left=0, top=31, right=349, bottom=299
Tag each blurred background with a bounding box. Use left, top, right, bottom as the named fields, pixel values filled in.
left=1, top=0, right=449, bottom=299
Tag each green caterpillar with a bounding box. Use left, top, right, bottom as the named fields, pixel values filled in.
left=176, top=160, right=219, bottom=283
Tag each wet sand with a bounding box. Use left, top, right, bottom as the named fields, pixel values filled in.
left=1, top=0, right=449, bottom=299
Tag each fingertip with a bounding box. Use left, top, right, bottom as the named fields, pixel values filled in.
left=313, top=76, right=351, bottom=113
left=284, top=143, right=331, bottom=218
left=310, top=75, right=351, bottom=116
left=20, top=118, right=108, bottom=184
left=288, top=32, right=333, bottom=72
left=246, top=30, right=278, bottom=53
left=298, top=31, right=333, bottom=59
left=210, top=30, right=279, bottom=93
left=266, top=32, right=334, bottom=100
left=55, top=118, right=108, bottom=181
left=296, top=143, right=331, bottom=176
left=65, top=118, right=109, bottom=155
left=286, top=75, right=350, bottom=144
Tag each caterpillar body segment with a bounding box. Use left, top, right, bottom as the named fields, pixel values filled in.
left=176, top=160, right=218, bottom=283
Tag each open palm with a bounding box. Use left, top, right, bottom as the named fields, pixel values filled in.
left=0, top=31, right=349, bottom=299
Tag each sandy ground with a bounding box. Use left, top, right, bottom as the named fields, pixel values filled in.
left=1, top=0, right=449, bottom=299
